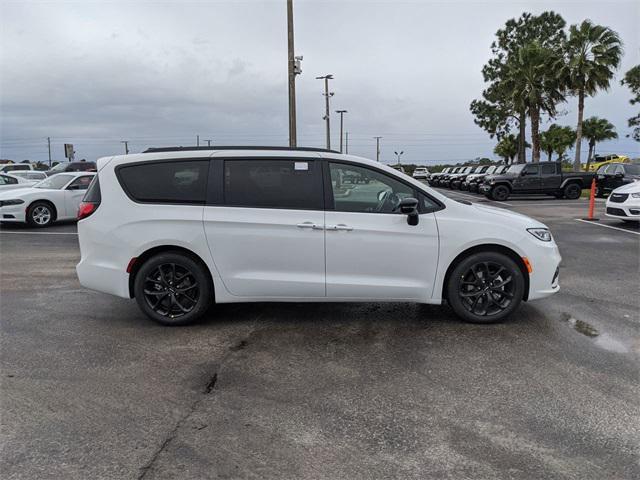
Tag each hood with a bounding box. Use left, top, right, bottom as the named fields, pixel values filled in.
left=0, top=186, right=49, bottom=200
left=612, top=181, right=640, bottom=194
left=472, top=203, right=546, bottom=228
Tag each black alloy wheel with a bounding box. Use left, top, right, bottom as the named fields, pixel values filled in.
left=134, top=252, right=212, bottom=325
left=490, top=185, right=510, bottom=201
left=563, top=183, right=581, bottom=200
left=447, top=252, right=524, bottom=323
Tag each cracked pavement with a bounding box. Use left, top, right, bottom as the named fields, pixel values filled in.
left=1, top=194, right=639, bottom=479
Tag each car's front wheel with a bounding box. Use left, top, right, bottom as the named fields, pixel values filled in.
left=446, top=252, right=525, bottom=324
left=26, top=201, right=55, bottom=228
left=490, top=185, right=510, bottom=201
left=134, top=252, right=212, bottom=326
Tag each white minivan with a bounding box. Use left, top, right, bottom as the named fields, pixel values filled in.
left=76, top=147, right=561, bottom=325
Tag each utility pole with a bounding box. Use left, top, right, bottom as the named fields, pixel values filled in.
left=336, top=110, right=347, bottom=153
left=316, top=74, right=334, bottom=150
left=373, top=136, right=382, bottom=162
left=394, top=150, right=404, bottom=166
left=287, top=0, right=302, bottom=147
left=345, top=132, right=349, bottom=154
left=121, top=141, right=129, bottom=155
left=47, top=137, right=52, bottom=166
left=204, top=139, right=212, bottom=147
left=196, top=135, right=200, bottom=147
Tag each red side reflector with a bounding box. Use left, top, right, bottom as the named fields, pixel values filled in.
left=77, top=202, right=97, bottom=220
left=126, top=257, right=138, bottom=274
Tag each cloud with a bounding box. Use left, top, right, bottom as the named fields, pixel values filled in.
left=1, top=0, right=638, bottom=163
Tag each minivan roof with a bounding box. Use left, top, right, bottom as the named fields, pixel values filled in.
left=143, top=146, right=340, bottom=154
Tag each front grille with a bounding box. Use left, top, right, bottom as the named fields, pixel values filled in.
left=607, top=207, right=627, bottom=216
left=609, top=193, right=628, bottom=203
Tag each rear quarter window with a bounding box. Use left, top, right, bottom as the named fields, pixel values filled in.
left=117, top=160, right=209, bottom=204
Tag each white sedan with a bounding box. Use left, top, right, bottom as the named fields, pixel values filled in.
left=0, top=172, right=95, bottom=227
left=605, top=181, right=640, bottom=223
left=0, top=173, right=40, bottom=193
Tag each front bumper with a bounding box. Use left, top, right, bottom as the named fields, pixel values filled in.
left=526, top=241, right=562, bottom=301
left=605, top=200, right=640, bottom=221
left=0, top=204, right=27, bottom=223
left=479, top=184, right=492, bottom=194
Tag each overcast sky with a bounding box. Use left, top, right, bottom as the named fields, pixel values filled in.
left=1, top=0, right=638, bottom=165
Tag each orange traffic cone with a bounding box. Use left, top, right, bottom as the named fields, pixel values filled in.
left=582, top=178, right=599, bottom=221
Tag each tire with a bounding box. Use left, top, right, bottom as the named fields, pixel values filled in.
left=563, top=183, right=581, bottom=200
left=134, top=252, right=212, bottom=326
left=595, top=186, right=605, bottom=198
left=26, top=201, right=55, bottom=228
left=490, top=185, right=510, bottom=201
left=446, top=252, right=525, bottom=324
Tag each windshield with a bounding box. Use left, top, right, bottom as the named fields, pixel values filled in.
left=506, top=164, right=525, bottom=174
left=34, top=174, right=74, bottom=189
left=49, top=163, right=68, bottom=172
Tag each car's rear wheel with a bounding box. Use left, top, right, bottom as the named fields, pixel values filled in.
left=490, top=185, right=510, bottom=201
left=134, top=252, right=212, bottom=326
left=446, top=252, right=525, bottom=324
left=26, top=201, right=55, bottom=228
left=563, top=183, right=581, bottom=200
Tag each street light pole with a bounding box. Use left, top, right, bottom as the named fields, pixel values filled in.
left=121, top=141, right=129, bottom=155
left=345, top=131, right=349, bottom=154
left=47, top=137, right=52, bottom=166
left=373, top=136, right=382, bottom=162
left=316, top=75, right=334, bottom=150
left=287, top=0, right=302, bottom=147
left=336, top=110, right=347, bottom=153
left=394, top=150, right=404, bottom=166
left=204, top=139, right=212, bottom=147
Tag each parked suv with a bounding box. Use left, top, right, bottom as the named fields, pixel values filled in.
left=45, top=160, right=97, bottom=176
left=595, top=162, right=640, bottom=197
left=76, top=147, right=561, bottom=326
left=480, top=162, right=594, bottom=201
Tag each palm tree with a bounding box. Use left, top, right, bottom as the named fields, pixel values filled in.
left=494, top=134, right=519, bottom=163
left=581, top=117, right=618, bottom=171
left=507, top=42, right=565, bottom=162
left=540, top=124, right=576, bottom=161
left=560, top=21, right=623, bottom=171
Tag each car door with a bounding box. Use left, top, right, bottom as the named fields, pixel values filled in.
left=324, top=161, right=440, bottom=300
left=540, top=163, right=561, bottom=190
left=64, top=175, right=93, bottom=217
left=513, top=164, right=540, bottom=192
left=203, top=157, right=326, bottom=298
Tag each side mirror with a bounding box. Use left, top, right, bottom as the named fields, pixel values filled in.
left=397, top=197, right=419, bottom=225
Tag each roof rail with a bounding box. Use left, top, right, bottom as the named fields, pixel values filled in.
left=142, top=146, right=341, bottom=154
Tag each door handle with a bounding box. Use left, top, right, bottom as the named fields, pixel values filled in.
left=328, top=224, right=353, bottom=231
left=297, top=222, right=324, bottom=230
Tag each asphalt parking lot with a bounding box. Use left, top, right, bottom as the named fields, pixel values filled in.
left=1, top=192, right=639, bottom=479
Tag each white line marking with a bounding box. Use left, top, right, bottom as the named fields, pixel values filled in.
left=437, top=189, right=513, bottom=206
left=0, top=230, right=77, bottom=235
left=574, top=219, right=640, bottom=236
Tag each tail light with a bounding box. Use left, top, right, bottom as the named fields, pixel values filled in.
left=77, top=175, right=101, bottom=220
left=77, top=202, right=98, bottom=220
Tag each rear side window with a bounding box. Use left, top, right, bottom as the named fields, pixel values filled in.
left=541, top=164, right=556, bottom=175
left=118, top=160, right=209, bottom=204
left=224, top=159, right=323, bottom=210
left=83, top=176, right=101, bottom=202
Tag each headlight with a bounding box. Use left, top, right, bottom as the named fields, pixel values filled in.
left=527, top=228, right=552, bottom=242
left=631, top=192, right=640, bottom=198
left=0, top=199, right=25, bottom=207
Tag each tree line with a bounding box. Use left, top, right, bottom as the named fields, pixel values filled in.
left=470, top=11, right=638, bottom=171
